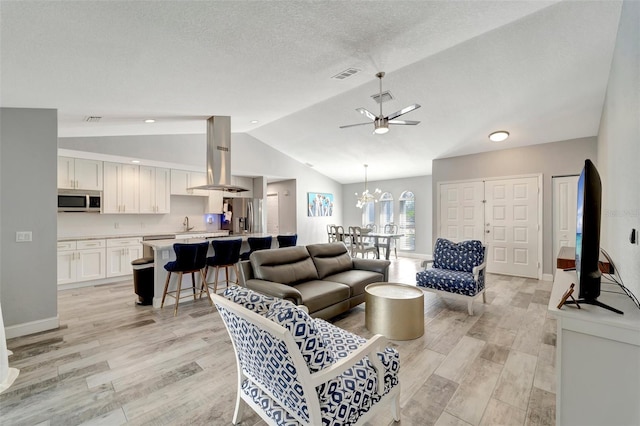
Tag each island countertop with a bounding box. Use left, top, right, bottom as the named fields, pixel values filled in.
left=141, top=233, right=274, bottom=250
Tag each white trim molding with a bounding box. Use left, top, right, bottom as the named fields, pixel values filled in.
left=5, top=316, right=59, bottom=339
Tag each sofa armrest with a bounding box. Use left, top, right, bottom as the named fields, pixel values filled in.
left=238, top=260, right=253, bottom=287
left=352, top=258, right=391, bottom=281
left=244, top=279, right=303, bottom=305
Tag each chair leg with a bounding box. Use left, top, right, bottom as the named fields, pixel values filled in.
left=213, top=266, right=220, bottom=294
left=191, top=272, right=197, bottom=300
left=161, top=271, right=172, bottom=308
left=467, top=299, right=474, bottom=316
left=224, top=266, right=230, bottom=290
left=232, top=264, right=240, bottom=286
left=199, top=269, right=213, bottom=306
left=482, top=291, right=486, bottom=303
left=174, top=272, right=183, bottom=316
left=391, top=390, right=401, bottom=422
left=232, top=392, right=245, bottom=425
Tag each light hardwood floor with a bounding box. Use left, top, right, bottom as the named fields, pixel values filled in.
left=1, top=257, right=556, bottom=425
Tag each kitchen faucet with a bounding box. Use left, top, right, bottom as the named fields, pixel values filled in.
left=183, top=216, right=194, bottom=232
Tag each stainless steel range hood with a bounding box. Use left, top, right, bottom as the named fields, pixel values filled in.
left=188, top=116, right=249, bottom=193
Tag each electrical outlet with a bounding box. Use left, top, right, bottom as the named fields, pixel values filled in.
left=16, top=231, right=32, bottom=242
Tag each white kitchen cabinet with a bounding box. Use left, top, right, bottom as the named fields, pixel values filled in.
left=57, top=240, right=106, bottom=285
left=170, top=169, right=208, bottom=196
left=106, top=237, right=143, bottom=278
left=103, top=162, right=139, bottom=213
left=207, top=190, right=224, bottom=213
left=58, top=157, right=103, bottom=190
left=139, top=166, right=171, bottom=214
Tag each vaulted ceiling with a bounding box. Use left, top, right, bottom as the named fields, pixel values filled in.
left=0, top=1, right=622, bottom=183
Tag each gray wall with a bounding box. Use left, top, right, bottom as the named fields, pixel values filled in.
left=343, top=175, right=433, bottom=256
left=266, top=180, right=297, bottom=235
left=597, top=0, right=640, bottom=298
left=1, top=108, right=58, bottom=330
left=60, top=132, right=342, bottom=245
left=432, top=137, right=598, bottom=275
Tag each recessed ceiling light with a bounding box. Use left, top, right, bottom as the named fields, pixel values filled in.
left=144, top=119, right=156, bottom=123
left=131, top=160, right=140, bottom=164
left=489, top=130, right=509, bottom=142
left=250, top=120, right=259, bottom=124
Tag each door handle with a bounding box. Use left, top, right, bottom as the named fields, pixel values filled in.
left=486, top=230, right=490, bottom=233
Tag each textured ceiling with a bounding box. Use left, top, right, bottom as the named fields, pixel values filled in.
left=0, top=1, right=622, bottom=183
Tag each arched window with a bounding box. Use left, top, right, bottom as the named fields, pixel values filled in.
left=398, top=191, right=415, bottom=250
left=362, top=201, right=375, bottom=227
left=379, top=192, right=394, bottom=227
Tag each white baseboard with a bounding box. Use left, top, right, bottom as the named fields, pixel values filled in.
left=5, top=316, right=59, bottom=339
left=397, top=252, right=431, bottom=259
left=542, top=273, right=554, bottom=282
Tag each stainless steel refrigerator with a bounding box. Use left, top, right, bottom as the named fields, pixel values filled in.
left=223, top=197, right=263, bottom=234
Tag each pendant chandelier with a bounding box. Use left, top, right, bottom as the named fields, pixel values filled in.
left=355, top=164, right=381, bottom=208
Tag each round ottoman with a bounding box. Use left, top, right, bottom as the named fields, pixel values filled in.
left=365, top=282, right=424, bottom=340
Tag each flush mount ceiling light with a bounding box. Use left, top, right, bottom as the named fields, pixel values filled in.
left=250, top=120, right=259, bottom=124
left=489, top=130, right=509, bottom=142
left=144, top=119, right=156, bottom=123
left=131, top=160, right=140, bottom=164
left=355, top=164, right=382, bottom=208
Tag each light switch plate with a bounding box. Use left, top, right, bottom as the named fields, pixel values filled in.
left=16, top=231, right=32, bottom=242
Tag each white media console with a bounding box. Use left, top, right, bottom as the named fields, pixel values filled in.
left=549, top=269, right=640, bottom=426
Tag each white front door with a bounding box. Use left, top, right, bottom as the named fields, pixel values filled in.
left=552, top=175, right=579, bottom=274
left=484, top=177, right=540, bottom=278
left=439, top=181, right=485, bottom=242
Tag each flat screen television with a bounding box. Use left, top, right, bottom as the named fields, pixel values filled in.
left=571, top=159, right=622, bottom=314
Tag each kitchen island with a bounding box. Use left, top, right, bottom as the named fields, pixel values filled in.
left=142, top=233, right=274, bottom=308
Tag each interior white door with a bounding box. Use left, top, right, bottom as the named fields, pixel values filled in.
left=266, top=193, right=279, bottom=234
left=552, top=175, right=579, bottom=274
left=485, top=177, right=540, bottom=278
left=438, top=181, right=485, bottom=242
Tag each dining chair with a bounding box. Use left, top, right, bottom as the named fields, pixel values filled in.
left=335, top=225, right=349, bottom=246
left=161, top=242, right=212, bottom=316
left=327, top=224, right=338, bottom=243
left=349, top=226, right=377, bottom=258
left=205, top=238, right=243, bottom=294
left=376, top=223, right=399, bottom=259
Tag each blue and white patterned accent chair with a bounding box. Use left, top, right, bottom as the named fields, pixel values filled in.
left=212, top=286, right=401, bottom=425
left=416, top=238, right=488, bottom=315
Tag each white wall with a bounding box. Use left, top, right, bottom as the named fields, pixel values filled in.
left=343, top=175, right=433, bottom=256
left=432, top=137, right=598, bottom=276
left=597, top=0, right=640, bottom=299
left=266, top=180, right=297, bottom=235
left=1, top=108, right=58, bottom=333
left=59, top=132, right=342, bottom=245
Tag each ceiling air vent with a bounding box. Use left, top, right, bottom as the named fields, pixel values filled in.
left=371, top=91, right=394, bottom=104
left=332, top=68, right=360, bottom=80
left=83, top=116, right=102, bottom=122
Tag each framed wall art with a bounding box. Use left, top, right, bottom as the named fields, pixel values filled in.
left=307, top=192, right=334, bottom=217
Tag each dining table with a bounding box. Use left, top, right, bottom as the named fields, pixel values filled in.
left=364, top=232, right=404, bottom=260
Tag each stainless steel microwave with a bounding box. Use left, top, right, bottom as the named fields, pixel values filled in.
left=58, top=191, right=102, bottom=212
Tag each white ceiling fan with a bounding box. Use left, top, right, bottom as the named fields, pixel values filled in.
left=340, top=71, right=421, bottom=134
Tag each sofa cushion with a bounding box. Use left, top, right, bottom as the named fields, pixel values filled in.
left=293, top=280, right=351, bottom=314
left=222, top=286, right=277, bottom=315
left=324, top=270, right=384, bottom=298
left=433, top=238, right=485, bottom=273
left=307, top=242, right=353, bottom=279
left=251, top=246, right=319, bottom=285
left=265, top=300, right=334, bottom=372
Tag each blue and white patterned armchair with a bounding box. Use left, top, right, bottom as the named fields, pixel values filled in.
left=212, top=286, right=401, bottom=425
left=416, top=238, right=488, bottom=315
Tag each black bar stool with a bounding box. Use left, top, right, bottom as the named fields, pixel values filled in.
left=276, top=234, right=297, bottom=248
left=240, top=236, right=273, bottom=260
left=205, top=238, right=242, bottom=294
left=161, top=242, right=211, bottom=316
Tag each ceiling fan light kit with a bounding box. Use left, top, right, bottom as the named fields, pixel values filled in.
left=340, top=71, right=421, bottom=134
left=355, top=164, right=382, bottom=208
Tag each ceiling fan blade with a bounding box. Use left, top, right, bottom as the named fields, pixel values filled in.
left=339, top=122, right=373, bottom=129
left=356, top=108, right=377, bottom=121
left=388, top=120, right=421, bottom=125
left=386, top=104, right=421, bottom=121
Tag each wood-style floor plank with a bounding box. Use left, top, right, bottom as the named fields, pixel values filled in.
left=2, top=259, right=556, bottom=425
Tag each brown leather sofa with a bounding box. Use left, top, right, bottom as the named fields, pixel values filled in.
left=238, top=242, right=390, bottom=319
